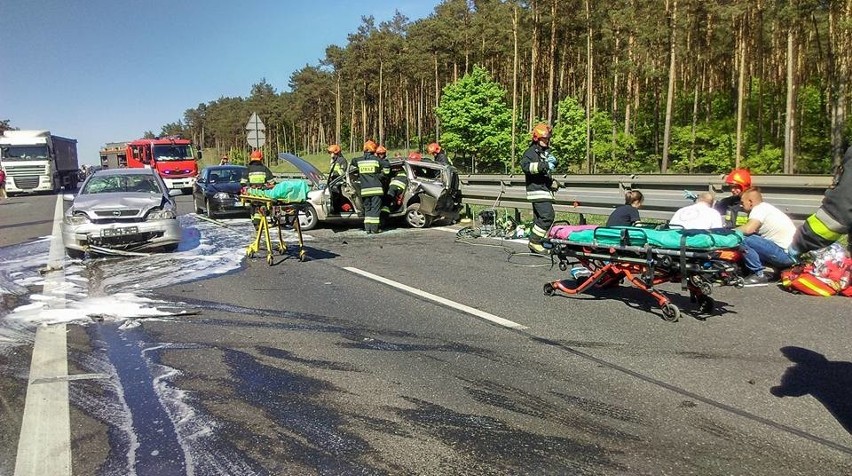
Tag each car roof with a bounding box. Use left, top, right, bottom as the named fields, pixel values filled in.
left=91, top=167, right=158, bottom=177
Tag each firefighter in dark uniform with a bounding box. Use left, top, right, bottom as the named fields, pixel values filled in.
left=247, top=149, right=273, bottom=186
left=351, top=140, right=389, bottom=234
left=521, top=123, right=559, bottom=254
left=246, top=149, right=274, bottom=226
left=427, top=142, right=451, bottom=165
left=376, top=146, right=392, bottom=218
left=387, top=159, right=409, bottom=213
left=327, top=144, right=347, bottom=180
left=789, top=146, right=852, bottom=256
left=713, top=168, right=752, bottom=228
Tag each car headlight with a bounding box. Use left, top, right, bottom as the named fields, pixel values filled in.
left=146, top=208, right=176, bottom=220
left=213, top=192, right=230, bottom=200
left=63, top=212, right=90, bottom=225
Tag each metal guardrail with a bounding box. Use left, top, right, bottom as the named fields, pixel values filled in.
left=275, top=171, right=832, bottom=221
left=459, top=174, right=833, bottom=221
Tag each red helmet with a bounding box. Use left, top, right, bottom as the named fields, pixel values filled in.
left=363, top=140, right=377, bottom=153
left=327, top=144, right=341, bottom=154
left=531, top=123, right=552, bottom=141
left=724, top=168, right=752, bottom=189
left=407, top=151, right=422, bottom=161
left=427, top=142, right=441, bottom=154
left=250, top=149, right=263, bottom=160
left=376, top=145, right=387, bottom=155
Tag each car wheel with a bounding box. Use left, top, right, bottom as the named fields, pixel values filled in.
left=205, top=199, right=217, bottom=219
left=299, top=204, right=318, bottom=231
left=405, top=203, right=432, bottom=228
left=66, top=248, right=85, bottom=260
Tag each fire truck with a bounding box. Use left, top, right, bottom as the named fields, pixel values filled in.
left=126, top=136, right=201, bottom=193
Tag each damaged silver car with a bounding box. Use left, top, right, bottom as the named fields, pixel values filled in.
left=278, top=153, right=463, bottom=231
left=61, top=168, right=182, bottom=258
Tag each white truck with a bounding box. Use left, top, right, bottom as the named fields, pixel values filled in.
left=0, top=130, right=80, bottom=194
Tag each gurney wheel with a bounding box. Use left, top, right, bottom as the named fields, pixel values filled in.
left=299, top=251, right=308, bottom=262
left=266, top=255, right=273, bottom=266
left=558, top=261, right=568, bottom=272
left=543, top=283, right=556, bottom=296
left=661, top=303, right=680, bottom=322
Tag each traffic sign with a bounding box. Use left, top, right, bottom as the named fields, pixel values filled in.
left=247, top=130, right=266, bottom=149
left=246, top=112, right=266, bottom=148
left=246, top=112, right=266, bottom=131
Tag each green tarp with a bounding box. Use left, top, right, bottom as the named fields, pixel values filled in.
left=244, top=179, right=309, bottom=203
left=566, top=226, right=744, bottom=250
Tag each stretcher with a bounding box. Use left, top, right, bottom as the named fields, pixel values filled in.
left=238, top=195, right=308, bottom=265
left=543, top=226, right=745, bottom=321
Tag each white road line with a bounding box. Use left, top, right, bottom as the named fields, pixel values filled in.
left=343, top=266, right=528, bottom=330
left=15, top=194, right=72, bottom=476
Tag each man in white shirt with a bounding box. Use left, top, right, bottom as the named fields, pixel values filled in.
left=736, top=187, right=797, bottom=286
left=670, top=192, right=724, bottom=229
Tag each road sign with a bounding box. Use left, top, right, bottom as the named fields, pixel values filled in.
left=246, top=112, right=266, bottom=148
left=247, top=130, right=266, bottom=149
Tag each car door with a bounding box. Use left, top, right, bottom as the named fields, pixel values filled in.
left=193, top=168, right=208, bottom=210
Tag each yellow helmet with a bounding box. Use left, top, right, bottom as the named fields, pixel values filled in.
left=363, top=140, right=377, bottom=153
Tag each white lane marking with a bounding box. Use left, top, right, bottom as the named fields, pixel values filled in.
left=15, top=194, right=71, bottom=476
left=343, top=266, right=528, bottom=330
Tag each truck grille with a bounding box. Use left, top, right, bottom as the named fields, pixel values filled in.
left=6, top=165, right=48, bottom=176
left=14, top=176, right=40, bottom=189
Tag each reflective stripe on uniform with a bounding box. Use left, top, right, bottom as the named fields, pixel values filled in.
left=531, top=224, right=548, bottom=238
left=364, top=216, right=381, bottom=224
left=248, top=171, right=267, bottom=184
left=361, top=186, right=384, bottom=197
left=529, top=162, right=539, bottom=174
left=806, top=211, right=844, bottom=241
left=526, top=190, right=553, bottom=201
left=390, top=179, right=406, bottom=190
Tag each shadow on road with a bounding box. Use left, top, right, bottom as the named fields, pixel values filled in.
left=771, top=346, right=852, bottom=435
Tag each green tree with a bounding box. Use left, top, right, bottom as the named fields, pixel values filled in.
left=550, top=96, right=587, bottom=171
left=435, top=65, right=512, bottom=171
left=0, top=119, right=14, bottom=133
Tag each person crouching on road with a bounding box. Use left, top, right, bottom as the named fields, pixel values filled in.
left=521, top=123, right=559, bottom=254
left=351, top=140, right=389, bottom=234
left=669, top=192, right=724, bottom=229
left=606, top=190, right=644, bottom=227
left=736, top=187, right=797, bottom=286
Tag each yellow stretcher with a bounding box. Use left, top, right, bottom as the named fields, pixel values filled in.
left=238, top=194, right=308, bottom=265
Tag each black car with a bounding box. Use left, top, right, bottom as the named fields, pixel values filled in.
left=192, top=165, right=249, bottom=218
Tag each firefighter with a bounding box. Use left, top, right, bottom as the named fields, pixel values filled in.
left=376, top=146, right=392, bottom=219
left=247, top=149, right=273, bottom=186
left=713, top=168, right=752, bottom=228
left=327, top=144, right=347, bottom=181
left=521, top=123, right=559, bottom=254
left=427, top=142, right=451, bottom=165
left=789, top=146, right=852, bottom=256
left=351, top=140, right=389, bottom=234
left=387, top=160, right=409, bottom=213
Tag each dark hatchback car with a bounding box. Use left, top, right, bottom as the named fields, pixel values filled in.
left=192, top=165, right=249, bottom=218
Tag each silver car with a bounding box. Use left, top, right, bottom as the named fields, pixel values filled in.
left=278, top=153, right=463, bottom=230
left=61, top=168, right=182, bottom=258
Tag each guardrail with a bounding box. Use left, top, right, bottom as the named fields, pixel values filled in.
left=275, top=172, right=832, bottom=222
left=459, top=174, right=833, bottom=221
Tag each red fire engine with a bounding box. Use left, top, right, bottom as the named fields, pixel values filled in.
left=126, top=137, right=200, bottom=192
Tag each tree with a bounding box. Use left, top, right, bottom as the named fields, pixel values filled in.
left=435, top=65, right=512, bottom=171
left=0, top=119, right=15, bottom=133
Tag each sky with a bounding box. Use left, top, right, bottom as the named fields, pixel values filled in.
left=0, top=0, right=438, bottom=166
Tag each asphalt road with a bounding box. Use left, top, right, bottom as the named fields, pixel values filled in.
left=0, top=192, right=850, bottom=475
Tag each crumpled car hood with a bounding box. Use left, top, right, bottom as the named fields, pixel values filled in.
left=70, top=193, right=168, bottom=218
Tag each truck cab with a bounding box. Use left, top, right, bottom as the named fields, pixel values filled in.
left=0, top=130, right=79, bottom=194
left=126, top=137, right=200, bottom=194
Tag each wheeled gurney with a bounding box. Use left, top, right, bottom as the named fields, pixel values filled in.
left=239, top=180, right=310, bottom=265
left=543, top=226, right=744, bottom=321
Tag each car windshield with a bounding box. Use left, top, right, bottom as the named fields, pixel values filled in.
left=1, top=145, right=49, bottom=161
left=208, top=168, right=246, bottom=183
left=153, top=144, right=193, bottom=161
left=82, top=174, right=162, bottom=194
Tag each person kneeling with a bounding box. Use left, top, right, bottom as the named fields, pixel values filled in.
left=736, top=187, right=797, bottom=286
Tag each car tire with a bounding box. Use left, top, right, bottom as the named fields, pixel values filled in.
left=405, top=203, right=432, bottom=228
left=205, top=199, right=217, bottom=219
left=66, top=248, right=85, bottom=260
left=299, top=204, right=318, bottom=231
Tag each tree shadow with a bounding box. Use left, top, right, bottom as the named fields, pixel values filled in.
left=771, top=346, right=852, bottom=435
